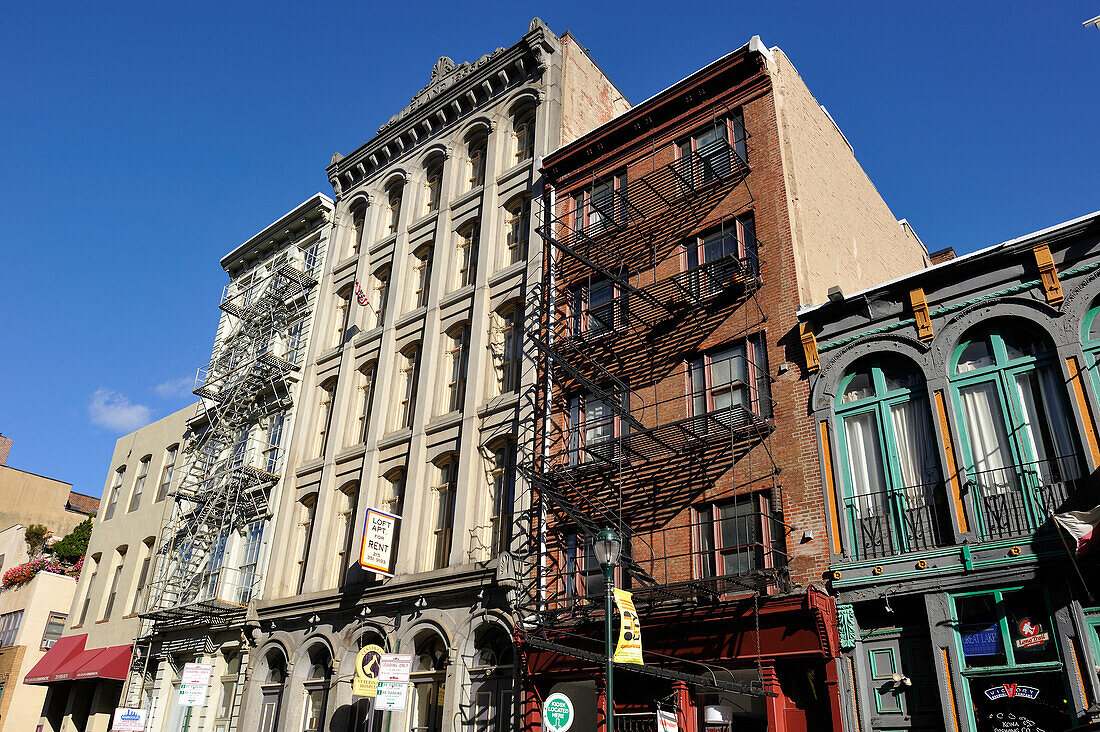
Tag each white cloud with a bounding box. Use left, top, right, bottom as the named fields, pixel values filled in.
left=88, top=388, right=152, bottom=433
left=153, top=376, right=193, bottom=399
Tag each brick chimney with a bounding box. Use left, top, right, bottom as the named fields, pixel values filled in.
left=0, top=435, right=11, bottom=466
left=929, top=247, right=957, bottom=265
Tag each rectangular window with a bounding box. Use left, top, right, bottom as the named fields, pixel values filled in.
left=490, top=442, right=517, bottom=555
left=78, top=562, right=97, bottom=626
left=237, top=520, right=264, bottom=605
left=104, top=468, right=125, bottom=520
left=571, top=172, right=626, bottom=235
left=567, top=391, right=624, bottom=465
left=353, top=365, right=375, bottom=445
left=570, top=280, right=627, bottom=338
left=0, top=611, right=23, bottom=647
left=333, top=288, right=352, bottom=348
left=128, top=457, right=150, bottom=511
left=682, top=211, right=758, bottom=294
left=301, top=240, right=321, bottom=273
left=432, top=462, right=458, bottom=570
left=41, top=612, right=66, bottom=650
left=156, top=446, right=177, bottom=502
left=499, top=307, right=521, bottom=394
left=334, top=484, right=358, bottom=585
left=954, top=588, right=1059, bottom=669
left=677, top=112, right=746, bottom=188
left=689, top=335, right=770, bottom=426
left=315, top=381, right=337, bottom=458
left=102, top=555, right=125, bottom=620
left=296, top=499, right=316, bottom=594
left=131, top=550, right=151, bottom=615
left=444, top=326, right=470, bottom=414
left=265, top=415, right=284, bottom=474
left=695, top=493, right=772, bottom=578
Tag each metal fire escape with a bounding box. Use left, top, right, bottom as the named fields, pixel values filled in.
left=515, top=122, right=786, bottom=696
left=143, top=257, right=318, bottom=627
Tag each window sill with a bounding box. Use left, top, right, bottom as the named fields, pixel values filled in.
left=407, top=211, right=439, bottom=235
left=488, top=261, right=526, bottom=286
left=377, top=429, right=412, bottom=450
left=450, top=186, right=483, bottom=210
left=122, top=613, right=139, bottom=620
left=478, top=391, right=520, bottom=418
left=69, top=624, right=83, bottom=630
left=440, top=285, right=474, bottom=308
left=425, top=412, right=463, bottom=435
left=394, top=307, right=427, bottom=329
left=95, top=618, right=110, bottom=624
left=496, top=160, right=533, bottom=186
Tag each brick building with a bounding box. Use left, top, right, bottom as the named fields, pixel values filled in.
left=519, top=38, right=929, bottom=731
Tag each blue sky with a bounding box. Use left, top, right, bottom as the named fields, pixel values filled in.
left=1, top=1, right=1097, bottom=498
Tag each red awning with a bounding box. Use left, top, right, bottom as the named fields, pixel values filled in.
left=72, top=643, right=132, bottom=681
left=24, top=634, right=87, bottom=684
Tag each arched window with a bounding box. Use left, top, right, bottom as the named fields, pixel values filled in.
left=430, top=458, right=459, bottom=570
left=1081, top=298, right=1100, bottom=395
left=453, top=221, right=480, bottom=290
left=488, top=439, right=517, bottom=556
left=407, top=244, right=433, bottom=312
left=490, top=302, right=522, bottom=396
left=333, top=481, right=359, bottom=586
left=510, top=104, right=536, bottom=166
left=410, top=632, right=448, bottom=732
left=469, top=625, right=515, bottom=732
left=348, top=203, right=366, bottom=258
left=502, top=195, right=530, bottom=268
left=257, top=649, right=287, bottom=732
left=951, top=322, right=1081, bottom=539
left=367, top=266, right=389, bottom=329
left=442, top=324, right=470, bottom=414
left=466, top=132, right=487, bottom=192
left=393, top=345, right=420, bottom=431
left=423, top=158, right=444, bottom=216
left=835, top=355, right=944, bottom=559
left=300, top=645, right=332, bottom=732
left=384, top=183, right=403, bottom=237
left=349, top=633, right=386, bottom=732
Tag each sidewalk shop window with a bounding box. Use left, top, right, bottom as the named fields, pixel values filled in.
left=430, top=458, right=458, bottom=570
left=443, top=324, right=470, bottom=414
left=156, top=445, right=177, bottom=502
left=408, top=245, right=433, bottom=312
left=571, top=171, right=626, bottom=235
left=300, top=645, right=332, bottom=732
left=688, top=335, right=771, bottom=427
left=694, top=492, right=775, bottom=578
left=384, top=182, right=403, bottom=238
left=677, top=111, right=747, bottom=187
left=423, top=157, right=444, bottom=216
left=0, top=611, right=23, bottom=647
left=348, top=203, right=366, bottom=258
left=489, top=439, right=517, bottom=556
left=104, top=467, right=125, bottom=520
left=503, top=195, right=530, bottom=268
left=130, top=537, right=155, bottom=614
left=40, top=612, right=66, bottom=650
left=410, top=633, right=448, bottom=732
left=258, top=650, right=287, bottom=732
left=835, top=355, right=944, bottom=559
left=567, top=390, right=626, bottom=466
left=394, top=345, right=420, bottom=431
left=950, top=322, right=1081, bottom=539
left=333, top=481, right=359, bottom=586
left=237, top=521, right=263, bottom=605
left=453, top=222, right=479, bottom=290
left=682, top=212, right=758, bottom=297
left=350, top=634, right=386, bottom=732
left=570, top=278, right=627, bottom=338
left=368, top=266, right=390, bottom=330
left=127, top=456, right=150, bottom=511
left=215, top=653, right=242, bottom=732
left=466, top=132, right=487, bottom=191
left=511, top=103, right=536, bottom=166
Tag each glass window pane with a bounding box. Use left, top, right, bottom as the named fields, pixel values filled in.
left=956, top=337, right=994, bottom=373
left=842, top=371, right=874, bottom=403
left=955, top=594, right=1007, bottom=667
left=1002, top=590, right=1059, bottom=664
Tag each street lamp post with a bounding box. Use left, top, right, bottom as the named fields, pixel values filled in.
left=594, top=527, right=622, bottom=732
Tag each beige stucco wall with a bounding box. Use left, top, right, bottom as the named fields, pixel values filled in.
left=0, top=570, right=75, bottom=732
left=0, top=466, right=90, bottom=539
left=769, top=48, right=930, bottom=307
left=559, top=33, right=631, bottom=149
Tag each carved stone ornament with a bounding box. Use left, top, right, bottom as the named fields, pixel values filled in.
left=431, top=56, right=455, bottom=82
left=836, top=604, right=858, bottom=650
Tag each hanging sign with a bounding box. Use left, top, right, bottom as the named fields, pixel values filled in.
left=180, top=663, right=213, bottom=685
left=542, top=692, right=575, bottom=732
left=379, top=653, right=413, bottom=682
left=1013, top=618, right=1050, bottom=649
left=960, top=624, right=1001, bottom=657
left=353, top=644, right=385, bottom=697
left=178, top=683, right=209, bottom=707
left=360, top=508, right=399, bottom=576
left=112, top=708, right=147, bottom=732
left=375, top=680, right=410, bottom=711
left=656, top=709, right=678, bottom=732
left=612, top=588, right=644, bottom=665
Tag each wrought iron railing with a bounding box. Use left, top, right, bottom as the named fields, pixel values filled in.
left=844, top=481, right=950, bottom=560
left=967, top=455, right=1089, bottom=541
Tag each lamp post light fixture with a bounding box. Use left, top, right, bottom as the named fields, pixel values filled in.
left=594, top=527, right=622, bottom=732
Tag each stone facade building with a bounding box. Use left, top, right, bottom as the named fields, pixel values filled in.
left=520, top=37, right=929, bottom=732
left=801, top=210, right=1100, bottom=731
left=240, top=19, right=629, bottom=732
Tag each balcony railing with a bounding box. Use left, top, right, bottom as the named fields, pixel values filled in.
left=967, top=455, right=1090, bottom=541
left=844, top=481, right=951, bottom=560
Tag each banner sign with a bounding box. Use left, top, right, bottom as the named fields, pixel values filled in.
left=353, top=644, right=385, bottom=698
left=656, top=709, right=678, bottom=732
left=112, top=708, right=147, bottom=732
left=375, top=681, right=410, bottom=711
left=360, top=508, right=399, bottom=576
left=612, top=588, right=644, bottom=665
left=543, top=692, right=575, bottom=732
left=379, top=653, right=413, bottom=682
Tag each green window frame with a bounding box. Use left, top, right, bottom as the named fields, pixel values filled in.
left=949, top=586, right=1062, bottom=673
left=1080, top=303, right=1100, bottom=396
left=834, top=357, right=942, bottom=559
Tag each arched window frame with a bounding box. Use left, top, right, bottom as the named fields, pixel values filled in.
left=410, top=632, right=448, bottom=732
left=423, top=159, right=444, bottom=216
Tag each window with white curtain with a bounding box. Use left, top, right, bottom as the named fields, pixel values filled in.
left=835, top=356, right=942, bottom=558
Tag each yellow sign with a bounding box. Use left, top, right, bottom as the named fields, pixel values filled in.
left=612, top=588, right=643, bottom=665
left=353, top=644, right=385, bottom=697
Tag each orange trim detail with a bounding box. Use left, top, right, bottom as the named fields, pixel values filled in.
left=1033, top=242, right=1064, bottom=305
left=942, top=648, right=961, bottom=732
left=1067, top=356, right=1100, bottom=468
left=935, top=390, right=969, bottom=534
left=819, top=421, right=842, bottom=555
left=1072, top=637, right=1090, bottom=708
left=800, top=323, right=819, bottom=373
left=909, top=288, right=934, bottom=341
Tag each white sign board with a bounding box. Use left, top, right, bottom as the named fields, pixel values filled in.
left=378, top=653, right=413, bottom=682
left=543, top=692, right=574, bottom=732
left=180, top=663, right=214, bottom=685
left=657, top=709, right=678, bottom=732
left=375, top=680, right=409, bottom=711
left=360, top=508, right=399, bottom=576
left=178, top=682, right=209, bottom=707
left=112, top=707, right=147, bottom=731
